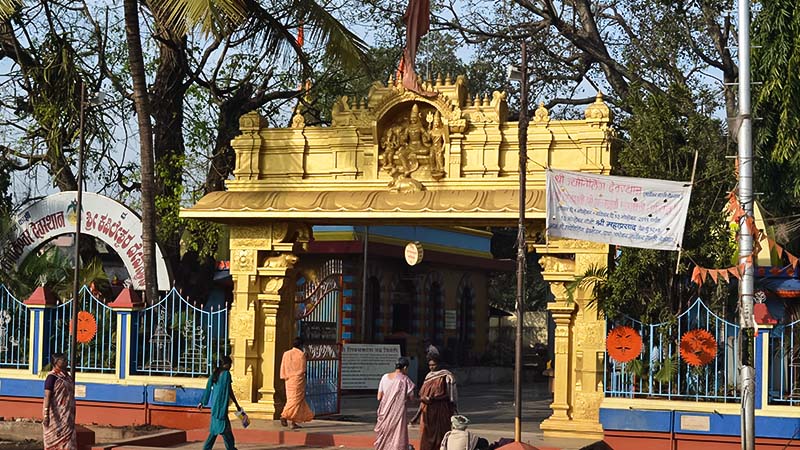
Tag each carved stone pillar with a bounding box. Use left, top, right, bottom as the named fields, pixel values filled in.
left=227, top=222, right=311, bottom=419
left=535, top=239, right=608, bottom=440
left=544, top=287, right=575, bottom=423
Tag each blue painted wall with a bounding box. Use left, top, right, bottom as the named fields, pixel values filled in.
left=0, top=377, right=205, bottom=408
left=601, top=407, right=800, bottom=440
left=313, top=225, right=491, bottom=254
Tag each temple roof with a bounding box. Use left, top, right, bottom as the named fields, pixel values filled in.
left=182, top=188, right=545, bottom=225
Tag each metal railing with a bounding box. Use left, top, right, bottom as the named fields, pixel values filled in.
left=0, top=285, right=30, bottom=369
left=47, top=286, right=117, bottom=373
left=130, top=288, right=228, bottom=377
left=605, top=298, right=740, bottom=402
left=768, top=318, right=800, bottom=405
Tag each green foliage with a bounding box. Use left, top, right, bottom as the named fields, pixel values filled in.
left=488, top=253, right=548, bottom=312
left=566, top=264, right=608, bottom=309
left=599, top=86, right=734, bottom=322
left=653, top=353, right=678, bottom=384
left=753, top=0, right=800, bottom=236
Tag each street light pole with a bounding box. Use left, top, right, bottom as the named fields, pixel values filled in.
left=69, top=82, right=86, bottom=384
left=737, top=0, right=755, bottom=448
left=514, top=40, right=528, bottom=443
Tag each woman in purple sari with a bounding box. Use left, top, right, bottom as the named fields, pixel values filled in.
left=375, top=357, right=416, bottom=450
left=42, top=353, right=76, bottom=450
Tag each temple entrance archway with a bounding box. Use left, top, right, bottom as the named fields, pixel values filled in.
left=182, top=76, right=615, bottom=439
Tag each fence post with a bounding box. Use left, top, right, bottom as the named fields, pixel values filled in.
left=754, top=325, right=772, bottom=409
left=24, top=286, right=58, bottom=376
left=108, top=288, right=144, bottom=380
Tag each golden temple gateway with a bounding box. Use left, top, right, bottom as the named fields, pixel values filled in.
left=182, top=75, right=616, bottom=439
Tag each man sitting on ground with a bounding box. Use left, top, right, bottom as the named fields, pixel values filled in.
left=440, top=415, right=488, bottom=450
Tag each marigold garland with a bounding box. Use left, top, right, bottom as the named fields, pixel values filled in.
left=606, top=326, right=643, bottom=363
left=679, top=329, right=717, bottom=367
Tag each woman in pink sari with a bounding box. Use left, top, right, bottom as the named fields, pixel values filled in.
left=42, top=353, right=76, bottom=450
left=375, top=357, right=416, bottom=450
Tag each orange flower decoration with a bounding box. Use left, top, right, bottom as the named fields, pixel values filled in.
left=679, top=329, right=717, bottom=366
left=606, top=326, right=643, bottom=363
left=69, top=311, right=98, bottom=344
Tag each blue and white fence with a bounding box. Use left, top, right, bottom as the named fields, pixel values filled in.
left=605, top=298, right=740, bottom=402
left=131, top=288, right=228, bottom=377
left=0, top=285, right=29, bottom=369
left=768, top=317, right=800, bottom=405
left=47, top=286, right=117, bottom=373
left=0, top=284, right=229, bottom=380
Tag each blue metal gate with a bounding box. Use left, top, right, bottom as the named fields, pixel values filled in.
left=296, top=259, right=342, bottom=416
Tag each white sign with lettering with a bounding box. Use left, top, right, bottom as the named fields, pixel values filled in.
left=0, top=192, right=171, bottom=290
left=546, top=169, right=692, bottom=251
left=341, top=344, right=401, bottom=390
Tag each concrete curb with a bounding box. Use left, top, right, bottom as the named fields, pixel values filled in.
left=90, top=430, right=187, bottom=450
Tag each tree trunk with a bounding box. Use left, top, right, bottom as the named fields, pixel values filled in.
left=123, top=0, right=159, bottom=304
left=204, top=85, right=255, bottom=194
left=152, top=31, right=188, bottom=273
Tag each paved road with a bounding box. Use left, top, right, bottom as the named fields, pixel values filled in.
left=336, top=380, right=554, bottom=432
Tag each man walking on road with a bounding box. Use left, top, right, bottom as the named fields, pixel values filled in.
left=280, top=337, right=314, bottom=429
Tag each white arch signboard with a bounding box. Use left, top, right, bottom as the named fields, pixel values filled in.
left=0, top=192, right=171, bottom=291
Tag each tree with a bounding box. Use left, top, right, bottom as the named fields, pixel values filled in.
left=600, top=86, right=734, bottom=322
left=753, top=0, right=800, bottom=238
left=123, top=0, right=159, bottom=304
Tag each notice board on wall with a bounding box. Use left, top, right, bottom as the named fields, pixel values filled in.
left=341, top=344, right=401, bottom=390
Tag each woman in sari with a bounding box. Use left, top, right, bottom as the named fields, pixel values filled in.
left=43, top=353, right=76, bottom=450
left=375, top=357, right=416, bottom=450
left=280, top=337, right=314, bottom=429
left=197, top=356, right=242, bottom=450
left=417, top=355, right=457, bottom=450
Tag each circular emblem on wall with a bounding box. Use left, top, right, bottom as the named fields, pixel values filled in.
left=679, top=329, right=717, bottom=366
left=606, top=326, right=643, bottom=363
left=69, top=311, right=98, bottom=344
left=404, top=241, right=424, bottom=266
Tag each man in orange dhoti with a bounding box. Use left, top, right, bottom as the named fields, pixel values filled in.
left=280, top=337, right=314, bottom=429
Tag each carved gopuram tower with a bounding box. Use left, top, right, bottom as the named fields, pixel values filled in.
left=182, top=74, right=615, bottom=439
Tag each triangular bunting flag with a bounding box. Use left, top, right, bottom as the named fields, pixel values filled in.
left=719, top=268, right=730, bottom=282
left=789, top=253, right=799, bottom=269
left=731, top=267, right=742, bottom=280
left=776, top=246, right=784, bottom=259
left=691, top=267, right=702, bottom=285
left=709, top=269, right=719, bottom=283
left=767, top=237, right=776, bottom=250
left=699, top=268, right=708, bottom=284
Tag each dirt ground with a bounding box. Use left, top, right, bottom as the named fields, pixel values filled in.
left=0, top=440, right=42, bottom=450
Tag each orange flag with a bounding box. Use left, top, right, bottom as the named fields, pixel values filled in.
left=698, top=268, right=708, bottom=284
left=297, top=21, right=304, bottom=47
left=789, top=253, right=799, bottom=269
left=691, top=267, right=702, bottom=285
left=730, top=267, right=742, bottom=280
left=709, top=269, right=719, bottom=283
left=719, top=268, right=730, bottom=282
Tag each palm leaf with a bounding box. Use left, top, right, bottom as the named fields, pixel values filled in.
left=653, top=354, right=678, bottom=384
left=149, top=0, right=248, bottom=37
left=0, top=0, right=22, bottom=21
left=291, top=0, right=368, bottom=72
left=566, top=264, right=608, bottom=310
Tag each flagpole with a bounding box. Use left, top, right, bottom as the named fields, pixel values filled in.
left=737, top=0, right=755, bottom=447
left=675, top=150, right=699, bottom=274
